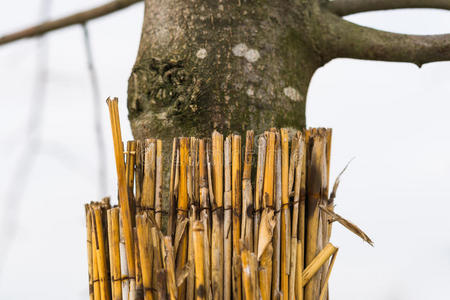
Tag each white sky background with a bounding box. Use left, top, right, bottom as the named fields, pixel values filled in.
left=0, top=1, right=449, bottom=299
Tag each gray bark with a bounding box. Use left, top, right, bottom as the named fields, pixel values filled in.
left=127, top=0, right=324, bottom=140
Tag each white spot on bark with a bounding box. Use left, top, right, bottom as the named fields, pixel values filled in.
left=246, top=87, right=254, bottom=97
left=244, top=49, right=260, bottom=63
left=196, top=48, right=207, bottom=59
left=283, top=87, right=303, bottom=102
left=232, top=43, right=248, bottom=57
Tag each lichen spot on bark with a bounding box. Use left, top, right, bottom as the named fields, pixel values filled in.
left=196, top=48, right=207, bottom=59
left=283, top=87, right=303, bottom=102
left=244, top=49, right=260, bottom=63
left=246, top=87, right=254, bottom=97
left=232, top=43, right=248, bottom=57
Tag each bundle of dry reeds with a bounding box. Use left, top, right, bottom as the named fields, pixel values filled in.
left=85, top=98, right=372, bottom=300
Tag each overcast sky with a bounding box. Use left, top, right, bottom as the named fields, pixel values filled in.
left=0, top=1, right=449, bottom=299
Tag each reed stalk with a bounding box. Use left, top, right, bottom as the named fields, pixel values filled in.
left=118, top=214, right=130, bottom=300
left=134, top=228, right=144, bottom=300
left=272, top=131, right=281, bottom=299
left=223, top=136, right=232, bottom=300
left=211, top=131, right=224, bottom=300
left=280, top=129, right=290, bottom=299
left=253, top=136, right=266, bottom=252
left=198, top=139, right=212, bottom=300
left=192, top=221, right=206, bottom=300
left=155, top=140, right=163, bottom=228
left=168, top=138, right=179, bottom=240
left=108, top=208, right=123, bottom=300
left=241, top=131, right=254, bottom=251
left=126, top=141, right=136, bottom=222
left=289, top=131, right=304, bottom=300
left=302, top=243, right=337, bottom=287
left=85, top=205, right=95, bottom=300
left=305, top=131, right=327, bottom=300
left=136, top=213, right=154, bottom=300
left=231, top=134, right=242, bottom=300
left=92, top=204, right=112, bottom=300
left=176, top=137, right=190, bottom=299
left=106, top=98, right=136, bottom=296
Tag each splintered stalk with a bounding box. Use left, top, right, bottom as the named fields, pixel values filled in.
left=241, top=249, right=257, bottom=300
left=305, top=131, right=327, bottom=300
left=223, top=135, right=232, bottom=300
left=136, top=213, right=154, bottom=300
left=290, top=131, right=304, bottom=300
left=253, top=136, right=266, bottom=258
left=241, top=130, right=254, bottom=251
left=168, top=138, right=179, bottom=240
left=142, top=139, right=156, bottom=212
left=162, top=237, right=177, bottom=300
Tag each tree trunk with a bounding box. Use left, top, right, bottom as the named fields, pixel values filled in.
left=127, top=0, right=325, bottom=140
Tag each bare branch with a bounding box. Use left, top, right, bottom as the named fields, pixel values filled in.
left=320, top=12, right=450, bottom=66
left=0, top=0, right=142, bottom=46
left=327, top=0, right=450, bottom=16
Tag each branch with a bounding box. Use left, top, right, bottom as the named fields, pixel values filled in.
left=321, top=12, right=450, bottom=66
left=0, top=0, right=143, bottom=46
left=327, top=0, right=450, bottom=16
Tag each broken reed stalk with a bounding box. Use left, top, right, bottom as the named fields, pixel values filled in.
left=85, top=99, right=375, bottom=300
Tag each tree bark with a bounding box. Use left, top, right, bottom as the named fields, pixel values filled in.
left=127, top=0, right=324, bottom=140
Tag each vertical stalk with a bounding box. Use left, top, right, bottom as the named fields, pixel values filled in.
left=176, top=137, right=190, bottom=299
left=223, top=135, right=232, bottom=300
left=231, top=134, right=242, bottom=300
left=211, top=131, right=224, bottom=300
left=280, top=129, right=291, bottom=299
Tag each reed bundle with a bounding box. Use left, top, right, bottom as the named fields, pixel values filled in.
left=84, top=98, right=372, bottom=300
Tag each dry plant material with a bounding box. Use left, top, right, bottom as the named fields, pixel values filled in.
left=211, top=131, right=224, bottom=300
left=280, top=129, right=290, bottom=299
left=106, top=98, right=136, bottom=297
left=223, top=135, right=232, bottom=300
left=319, top=205, right=373, bottom=246
left=108, top=208, right=123, bottom=300
left=302, top=243, right=338, bottom=287
left=176, top=138, right=190, bottom=300
left=231, top=134, right=242, bottom=300
left=192, top=221, right=206, bottom=300
left=86, top=102, right=375, bottom=300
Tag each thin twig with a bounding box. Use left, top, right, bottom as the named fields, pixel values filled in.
left=0, top=0, right=143, bottom=46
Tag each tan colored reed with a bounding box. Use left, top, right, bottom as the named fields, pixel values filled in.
left=85, top=100, right=375, bottom=300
